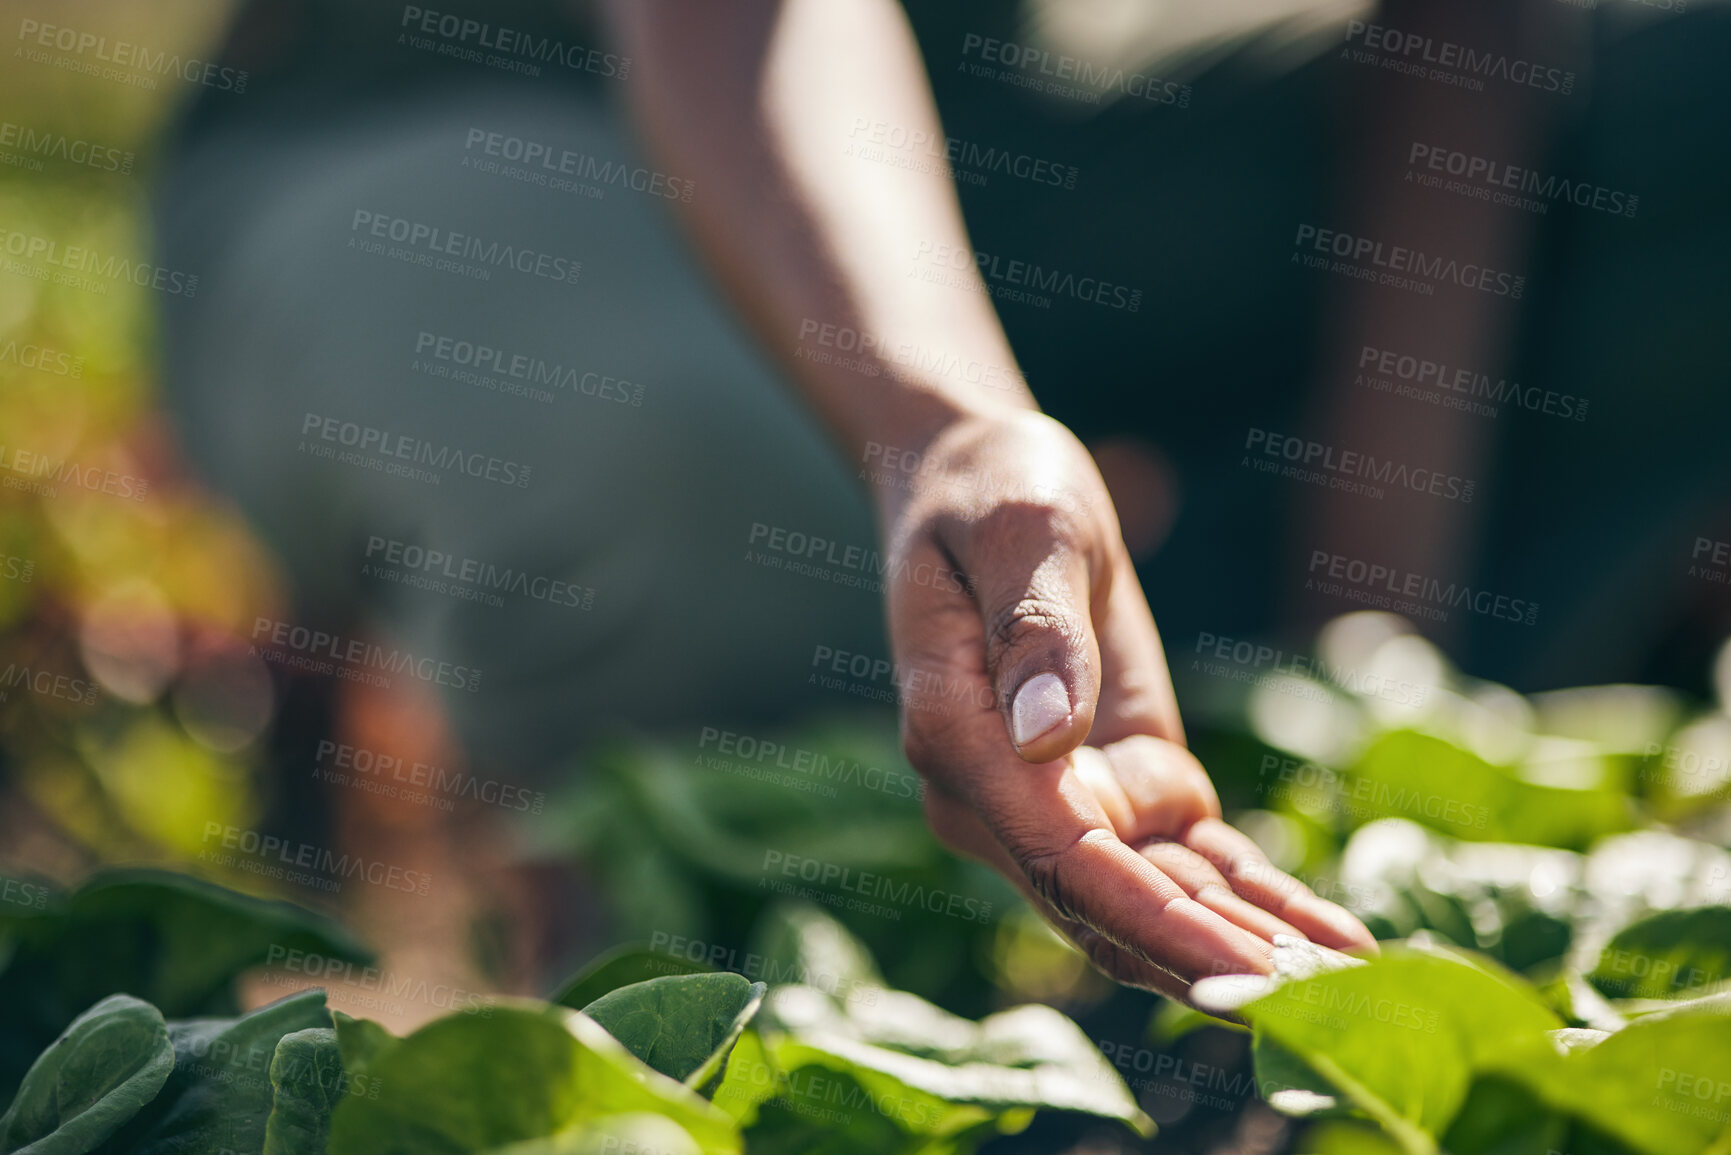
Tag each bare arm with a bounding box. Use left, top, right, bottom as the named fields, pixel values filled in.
left=603, top=0, right=1374, bottom=997
left=603, top=0, right=1031, bottom=457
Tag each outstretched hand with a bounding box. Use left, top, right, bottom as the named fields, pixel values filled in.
left=878, top=410, right=1375, bottom=1002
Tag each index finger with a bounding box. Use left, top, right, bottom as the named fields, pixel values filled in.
left=972, top=750, right=1276, bottom=982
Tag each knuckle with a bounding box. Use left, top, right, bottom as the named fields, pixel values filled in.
left=978, top=497, right=1088, bottom=553
left=984, top=597, right=1071, bottom=668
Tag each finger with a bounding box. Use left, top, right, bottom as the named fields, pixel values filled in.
left=1081, top=735, right=1221, bottom=844
left=952, top=500, right=1103, bottom=764
left=1074, top=742, right=1298, bottom=941
left=1089, top=549, right=1185, bottom=747
left=1183, top=818, right=1379, bottom=952
left=922, top=787, right=1227, bottom=1001
left=971, top=758, right=1276, bottom=981
left=1138, top=841, right=1306, bottom=943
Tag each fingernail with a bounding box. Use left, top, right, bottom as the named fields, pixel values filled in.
left=1012, top=673, right=1071, bottom=748
left=1189, top=974, right=1273, bottom=1015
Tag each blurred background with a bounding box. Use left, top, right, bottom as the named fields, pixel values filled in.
left=2, top=0, right=1730, bottom=1152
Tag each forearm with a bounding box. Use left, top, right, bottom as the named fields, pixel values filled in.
left=604, top=0, right=1034, bottom=465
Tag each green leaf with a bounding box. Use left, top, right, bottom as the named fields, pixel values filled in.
left=580, top=974, right=765, bottom=1091
left=1252, top=1033, right=1346, bottom=1118
left=325, top=1000, right=740, bottom=1155
left=0, top=994, right=173, bottom=1154
left=331, top=1012, right=397, bottom=1080
left=1346, top=731, right=1630, bottom=849
left=755, top=983, right=1152, bottom=1137
left=1588, top=907, right=1731, bottom=1000
left=483, top=1113, right=704, bottom=1154
left=0, top=870, right=368, bottom=1099
left=0, top=869, right=369, bottom=1014
left=709, top=1031, right=780, bottom=1127
left=1498, top=998, right=1731, bottom=1155
left=1437, top=1075, right=1571, bottom=1155
left=1331, top=819, right=1582, bottom=973
left=745, top=903, right=884, bottom=1006
left=1293, top=1120, right=1415, bottom=1154
left=263, top=1028, right=349, bottom=1155
left=99, top=988, right=333, bottom=1155
left=549, top=945, right=713, bottom=1012
left=1238, top=949, right=1562, bottom=1150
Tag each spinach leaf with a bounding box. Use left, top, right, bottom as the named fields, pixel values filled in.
left=752, top=983, right=1151, bottom=1138
left=1346, top=731, right=1630, bottom=849
left=482, top=1113, right=704, bottom=1154
left=0, top=994, right=172, bottom=1155
left=262, top=1028, right=349, bottom=1155
left=97, top=988, right=332, bottom=1155
left=0, top=870, right=366, bottom=1101
left=1588, top=907, right=1731, bottom=1000
left=580, top=974, right=764, bottom=1091
left=1233, top=949, right=1562, bottom=1152
left=549, top=945, right=712, bottom=1012
left=330, top=1011, right=396, bottom=1081
left=1499, top=996, right=1731, bottom=1155
left=325, top=1001, right=740, bottom=1155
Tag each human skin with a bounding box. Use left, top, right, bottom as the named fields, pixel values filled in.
left=605, top=0, right=1375, bottom=1001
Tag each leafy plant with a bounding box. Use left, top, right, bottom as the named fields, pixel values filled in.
left=0, top=881, right=1146, bottom=1155
left=1193, top=938, right=1731, bottom=1154
left=0, top=995, right=172, bottom=1154
left=524, top=724, right=1016, bottom=1010
left=0, top=869, right=369, bottom=1109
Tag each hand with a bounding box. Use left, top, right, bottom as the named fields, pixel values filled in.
left=876, top=410, right=1375, bottom=1001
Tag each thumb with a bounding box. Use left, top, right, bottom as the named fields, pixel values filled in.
left=967, top=506, right=1103, bottom=764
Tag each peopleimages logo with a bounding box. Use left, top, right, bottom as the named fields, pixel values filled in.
left=15, top=18, right=249, bottom=92
left=314, top=740, right=546, bottom=814
left=300, top=412, right=533, bottom=489
left=1342, top=20, right=1575, bottom=95
left=959, top=33, right=1191, bottom=107
left=1308, top=550, right=1539, bottom=626
left=1260, top=754, right=1492, bottom=831
left=0, top=339, right=84, bottom=378
left=845, top=118, right=1078, bottom=190
left=761, top=850, right=993, bottom=924
left=413, top=331, right=644, bottom=406
left=1244, top=428, right=1476, bottom=504
left=0, top=121, right=133, bottom=174
left=1191, top=631, right=1432, bottom=708
left=463, top=129, right=692, bottom=201
left=697, top=726, right=925, bottom=801
left=795, top=319, right=1025, bottom=395
left=0, top=226, right=198, bottom=297
left=363, top=535, right=595, bottom=610
left=1357, top=345, right=1587, bottom=423
left=913, top=241, right=1142, bottom=312
left=746, top=522, right=972, bottom=597
left=1407, top=143, right=1637, bottom=219
left=349, top=211, right=581, bottom=285
left=397, top=6, right=628, bottom=79
left=201, top=823, right=432, bottom=896
left=1294, top=224, right=1524, bottom=298
left=0, top=662, right=99, bottom=706
left=0, top=443, right=149, bottom=502
left=251, top=616, right=482, bottom=693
